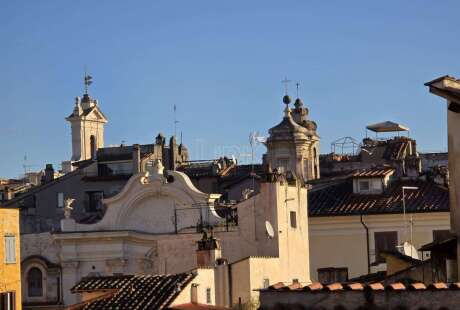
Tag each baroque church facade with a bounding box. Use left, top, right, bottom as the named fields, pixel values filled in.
left=14, top=81, right=319, bottom=309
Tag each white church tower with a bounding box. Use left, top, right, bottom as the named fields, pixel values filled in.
left=264, top=91, right=320, bottom=182
left=62, top=75, right=107, bottom=173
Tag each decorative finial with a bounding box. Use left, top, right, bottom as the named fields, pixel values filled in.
left=294, top=82, right=304, bottom=108
left=84, top=71, right=93, bottom=95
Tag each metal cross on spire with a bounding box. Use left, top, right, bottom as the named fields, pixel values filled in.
left=281, top=77, right=291, bottom=95
left=84, top=71, right=93, bottom=95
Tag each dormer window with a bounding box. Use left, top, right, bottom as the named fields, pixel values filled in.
left=353, top=167, right=395, bottom=194
left=359, top=180, right=370, bottom=191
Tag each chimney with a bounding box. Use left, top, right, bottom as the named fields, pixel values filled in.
left=132, top=144, right=141, bottom=174
left=196, top=231, right=221, bottom=267
left=44, top=164, right=54, bottom=183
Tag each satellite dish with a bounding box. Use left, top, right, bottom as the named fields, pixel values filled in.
left=265, top=221, right=275, bottom=239
left=402, top=241, right=419, bottom=260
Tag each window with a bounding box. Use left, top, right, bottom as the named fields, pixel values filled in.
left=28, top=267, right=43, bottom=297
left=317, top=267, right=348, bottom=285
left=57, top=192, right=64, bottom=208
left=98, top=162, right=133, bottom=176
left=90, top=135, right=96, bottom=159
left=0, top=291, right=16, bottom=310
left=433, top=230, right=452, bottom=242
left=359, top=181, right=370, bottom=191
left=263, top=278, right=270, bottom=288
left=4, top=236, right=16, bottom=264
left=290, top=211, right=297, bottom=228
left=374, top=231, right=398, bottom=263
left=206, top=288, right=211, bottom=304
left=313, top=148, right=318, bottom=179
left=86, top=191, right=104, bottom=212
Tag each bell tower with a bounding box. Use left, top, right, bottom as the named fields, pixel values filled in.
left=65, top=74, right=108, bottom=162
left=264, top=81, right=320, bottom=181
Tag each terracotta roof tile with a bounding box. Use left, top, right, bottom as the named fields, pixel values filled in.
left=287, top=282, right=304, bottom=290
left=428, top=282, right=449, bottom=290
left=70, top=273, right=195, bottom=310
left=262, top=281, right=460, bottom=293
left=345, top=283, right=364, bottom=291
left=309, top=179, right=449, bottom=216
left=367, top=283, right=385, bottom=291
left=171, top=303, right=229, bottom=310
left=409, top=283, right=426, bottom=290
left=325, top=283, right=343, bottom=291
left=449, top=283, right=460, bottom=290
left=304, top=282, right=323, bottom=291
left=385, top=282, right=406, bottom=291
left=353, top=167, right=395, bottom=178
left=269, top=282, right=286, bottom=290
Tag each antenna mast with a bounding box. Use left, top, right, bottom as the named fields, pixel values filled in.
left=173, top=105, right=179, bottom=138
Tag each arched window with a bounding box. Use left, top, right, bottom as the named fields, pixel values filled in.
left=313, top=148, right=318, bottom=179
left=90, top=135, right=96, bottom=159
left=28, top=267, right=43, bottom=297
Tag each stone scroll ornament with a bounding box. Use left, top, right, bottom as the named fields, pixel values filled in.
left=64, top=198, right=76, bottom=219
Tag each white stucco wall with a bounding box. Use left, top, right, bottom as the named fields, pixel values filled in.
left=309, top=212, right=450, bottom=279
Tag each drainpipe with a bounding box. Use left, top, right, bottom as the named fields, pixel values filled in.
left=360, top=214, right=371, bottom=274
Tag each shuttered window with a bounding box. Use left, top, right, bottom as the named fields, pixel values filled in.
left=0, top=291, right=16, bottom=310
left=206, top=288, right=211, bottom=304
left=374, top=231, right=398, bottom=263
left=290, top=211, right=297, bottom=228
left=57, top=192, right=64, bottom=208
left=4, top=236, right=16, bottom=264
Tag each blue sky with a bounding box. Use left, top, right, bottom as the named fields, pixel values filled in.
left=1, top=1, right=459, bottom=178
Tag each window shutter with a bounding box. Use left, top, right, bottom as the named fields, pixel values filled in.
left=4, top=236, right=16, bottom=263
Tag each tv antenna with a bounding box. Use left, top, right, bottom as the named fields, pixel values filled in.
left=22, top=154, right=36, bottom=176
left=173, top=105, right=179, bottom=138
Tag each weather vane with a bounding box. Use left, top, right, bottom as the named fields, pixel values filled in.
left=281, top=77, right=291, bottom=95
left=84, top=72, right=93, bottom=95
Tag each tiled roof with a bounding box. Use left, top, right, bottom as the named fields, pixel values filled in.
left=352, top=166, right=395, bottom=178
left=97, top=144, right=156, bottom=162
left=170, top=303, right=229, bottom=310
left=70, top=273, right=195, bottom=310
left=380, top=250, right=421, bottom=265
left=263, top=281, right=460, bottom=292
left=308, top=179, right=449, bottom=216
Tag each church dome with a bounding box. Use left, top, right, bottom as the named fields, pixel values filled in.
left=267, top=113, right=308, bottom=143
